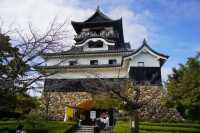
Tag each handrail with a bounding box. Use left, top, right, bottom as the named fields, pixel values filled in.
left=74, top=31, right=119, bottom=42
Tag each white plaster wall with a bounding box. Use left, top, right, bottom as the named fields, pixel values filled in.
left=83, top=43, right=108, bottom=51
left=78, top=56, right=122, bottom=65
left=48, top=69, right=128, bottom=79
left=129, top=52, right=160, bottom=67
left=46, top=55, right=122, bottom=66
left=45, top=51, right=160, bottom=68
left=46, top=58, right=63, bottom=66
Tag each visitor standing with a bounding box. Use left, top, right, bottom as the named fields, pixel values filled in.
left=16, top=125, right=26, bottom=133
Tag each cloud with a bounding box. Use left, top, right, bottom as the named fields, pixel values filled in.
left=1, top=0, right=174, bottom=95
left=0, top=0, right=152, bottom=49
left=0, top=0, right=93, bottom=45
left=108, top=6, right=150, bottom=48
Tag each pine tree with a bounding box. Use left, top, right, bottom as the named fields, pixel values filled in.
left=0, top=33, right=29, bottom=111
left=166, top=53, right=200, bottom=120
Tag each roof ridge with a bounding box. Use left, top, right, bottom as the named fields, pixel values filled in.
left=84, top=7, right=112, bottom=23
left=124, top=39, right=169, bottom=59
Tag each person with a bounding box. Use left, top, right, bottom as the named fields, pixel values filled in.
left=104, top=112, right=109, bottom=127
left=77, top=118, right=82, bottom=128
left=94, top=118, right=101, bottom=133
left=94, top=112, right=107, bottom=133
left=16, top=125, right=26, bottom=133
left=100, top=112, right=108, bottom=129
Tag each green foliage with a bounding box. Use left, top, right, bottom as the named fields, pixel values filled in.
left=0, top=33, right=29, bottom=80
left=0, top=33, right=37, bottom=116
left=0, top=33, right=30, bottom=112
left=114, top=121, right=200, bottom=133
left=140, top=122, right=200, bottom=128
left=94, top=95, right=123, bottom=109
left=0, top=120, right=76, bottom=133
left=114, top=120, right=131, bottom=133
left=140, top=125, right=200, bottom=133
left=15, top=94, right=39, bottom=114
left=166, top=53, right=200, bottom=120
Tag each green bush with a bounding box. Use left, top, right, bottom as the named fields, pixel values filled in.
left=140, top=122, right=200, bottom=128
left=0, top=120, right=76, bottom=133
left=114, top=121, right=130, bottom=133
left=114, top=120, right=200, bottom=133
left=0, top=117, right=17, bottom=121
left=117, top=117, right=130, bottom=121
left=141, top=125, right=200, bottom=133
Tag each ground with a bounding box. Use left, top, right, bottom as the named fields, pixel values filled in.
left=0, top=121, right=76, bottom=133
left=1, top=120, right=200, bottom=133
left=114, top=121, right=200, bottom=133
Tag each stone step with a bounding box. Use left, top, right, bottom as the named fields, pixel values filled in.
left=72, top=125, right=94, bottom=133
left=72, top=131, right=93, bottom=133
left=73, top=129, right=93, bottom=131
left=72, top=130, right=93, bottom=132
left=79, top=127, right=94, bottom=129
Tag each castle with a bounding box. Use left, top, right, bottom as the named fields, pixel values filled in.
left=38, top=7, right=170, bottom=124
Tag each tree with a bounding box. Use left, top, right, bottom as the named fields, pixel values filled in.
left=94, top=95, right=122, bottom=110
left=0, top=33, right=29, bottom=111
left=41, top=92, right=52, bottom=119
left=0, top=18, right=68, bottom=114
left=81, top=76, right=161, bottom=133
left=166, top=52, right=200, bottom=120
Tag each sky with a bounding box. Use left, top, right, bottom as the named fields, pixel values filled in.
left=0, top=0, right=200, bottom=81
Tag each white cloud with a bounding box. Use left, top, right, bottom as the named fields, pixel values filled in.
left=0, top=0, right=93, bottom=46
left=0, top=0, right=152, bottom=49
left=0, top=1, right=164, bottom=95
left=108, top=6, right=151, bottom=48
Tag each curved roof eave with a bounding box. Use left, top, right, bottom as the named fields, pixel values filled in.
left=124, top=42, right=169, bottom=60
left=71, top=18, right=122, bottom=26
left=71, top=6, right=122, bottom=28
left=84, top=6, right=112, bottom=22
left=71, top=18, right=123, bottom=36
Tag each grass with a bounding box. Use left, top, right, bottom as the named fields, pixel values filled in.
left=2, top=120, right=200, bottom=133
left=114, top=121, right=130, bottom=133
left=114, top=121, right=200, bottom=133
left=0, top=120, right=77, bottom=133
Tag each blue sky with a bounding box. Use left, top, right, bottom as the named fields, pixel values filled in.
left=80, top=0, right=200, bottom=80
left=0, top=0, right=200, bottom=80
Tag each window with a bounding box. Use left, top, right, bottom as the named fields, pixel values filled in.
left=129, top=67, right=161, bottom=85
left=137, top=62, right=144, bottom=67
left=109, top=59, right=117, bottom=65
left=91, top=27, right=103, bottom=34
left=88, top=41, right=103, bottom=48
left=69, top=60, right=77, bottom=66
left=90, top=60, right=98, bottom=65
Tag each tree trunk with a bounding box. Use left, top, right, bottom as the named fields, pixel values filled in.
left=131, top=110, right=139, bottom=133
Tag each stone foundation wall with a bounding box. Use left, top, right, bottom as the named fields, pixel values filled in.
left=43, top=87, right=183, bottom=121
left=43, top=92, right=92, bottom=120
left=138, top=86, right=183, bottom=121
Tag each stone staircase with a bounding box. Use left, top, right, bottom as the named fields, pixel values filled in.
left=72, top=125, right=94, bottom=133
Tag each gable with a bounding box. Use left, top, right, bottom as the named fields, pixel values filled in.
left=84, top=7, right=112, bottom=23
left=129, top=52, right=160, bottom=67
left=85, top=13, right=111, bottom=23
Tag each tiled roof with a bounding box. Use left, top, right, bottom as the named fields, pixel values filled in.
left=42, top=44, right=133, bottom=57
left=125, top=39, right=169, bottom=59
left=84, top=6, right=113, bottom=23
left=36, top=63, right=122, bottom=70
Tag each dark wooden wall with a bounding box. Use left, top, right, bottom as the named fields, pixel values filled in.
left=129, top=67, right=162, bottom=85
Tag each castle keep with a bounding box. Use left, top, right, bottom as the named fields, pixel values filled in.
left=38, top=7, right=172, bottom=124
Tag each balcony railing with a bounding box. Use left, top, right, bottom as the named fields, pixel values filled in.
left=74, top=31, right=119, bottom=42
